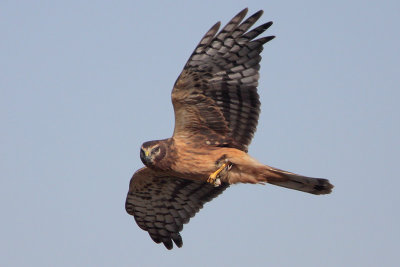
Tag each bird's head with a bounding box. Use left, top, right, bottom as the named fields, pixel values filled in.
left=140, top=140, right=166, bottom=168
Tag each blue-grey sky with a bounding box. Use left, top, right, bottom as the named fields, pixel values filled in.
left=1, top=1, right=399, bottom=266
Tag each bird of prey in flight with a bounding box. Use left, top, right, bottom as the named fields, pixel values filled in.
left=125, top=8, right=333, bottom=250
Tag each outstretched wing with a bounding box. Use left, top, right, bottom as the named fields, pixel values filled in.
left=125, top=167, right=229, bottom=249
left=172, top=8, right=274, bottom=151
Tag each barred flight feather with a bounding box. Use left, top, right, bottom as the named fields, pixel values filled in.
left=125, top=167, right=229, bottom=250
left=172, top=8, right=274, bottom=151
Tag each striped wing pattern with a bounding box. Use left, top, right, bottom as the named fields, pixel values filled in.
left=172, top=8, right=274, bottom=151
left=125, top=168, right=229, bottom=249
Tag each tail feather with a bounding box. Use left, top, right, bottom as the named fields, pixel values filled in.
left=264, top=167, right=334, bottom=195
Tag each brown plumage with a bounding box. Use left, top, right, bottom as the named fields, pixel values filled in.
left=125, top=8, right=334, bottom=250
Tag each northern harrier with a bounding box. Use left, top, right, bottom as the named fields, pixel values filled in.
left=125, top=8, right=333, bottom=250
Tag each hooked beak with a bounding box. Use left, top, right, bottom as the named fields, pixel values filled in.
left=140, top=148, right=152, bottom=166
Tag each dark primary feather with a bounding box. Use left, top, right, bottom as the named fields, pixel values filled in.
left=125, top=168, right=229, bottom=250
left=172, top=8, right=275, bottom=151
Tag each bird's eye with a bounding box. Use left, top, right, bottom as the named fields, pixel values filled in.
left=152, top=146, right=160, bottom=155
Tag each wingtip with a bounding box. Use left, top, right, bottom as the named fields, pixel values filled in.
left=172, top=233, right=183, bottom=248
left=262, top=21, right=274, bottom=31
left=163, top=241, right=173, bottom=250
left=255, top=9, right=264, bottom=17
left=210, top=21, right=221, bottom=32
left=239, top=8, right=265, bottom=19
left=239, top=7, right=249, bottom=15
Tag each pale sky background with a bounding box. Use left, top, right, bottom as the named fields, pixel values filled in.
left=1, top=1, right=399, bottom=266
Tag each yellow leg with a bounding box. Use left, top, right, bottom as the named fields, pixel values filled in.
left=207, top=162, right=230, bottom=186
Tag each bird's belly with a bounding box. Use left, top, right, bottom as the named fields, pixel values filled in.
left=170, top=150, right=223, bottom=181
left=169, top=146, right=247, bottom=182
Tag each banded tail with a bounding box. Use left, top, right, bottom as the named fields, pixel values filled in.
left=263, top=167, right=333, bottom=195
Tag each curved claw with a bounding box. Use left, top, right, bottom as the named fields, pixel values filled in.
left=207, top=162, right=232, bottom=186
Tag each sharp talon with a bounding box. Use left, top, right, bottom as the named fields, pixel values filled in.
left=207, top=162, right=231, bottom=186
left=227, top=164, right=232, bottom=171
left=207, top=177, right=221, bottom=187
